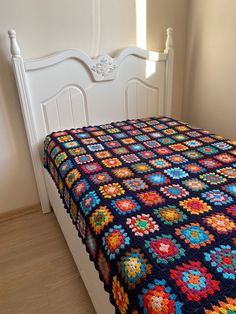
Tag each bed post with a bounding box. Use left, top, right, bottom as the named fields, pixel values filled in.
left=8, top=30, right=51, bottom=214
left=164, top=27, right=174, bottom=117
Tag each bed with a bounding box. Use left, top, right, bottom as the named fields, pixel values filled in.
left=8, top=29, right=236, bottom=313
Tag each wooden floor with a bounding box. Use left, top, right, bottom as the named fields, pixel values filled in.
left=0, top=209, right=96, bottom=314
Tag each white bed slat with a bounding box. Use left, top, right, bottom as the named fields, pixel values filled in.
left=42, top=86, right=87, bottom=132
left=126, top=80, right=159, bottom=119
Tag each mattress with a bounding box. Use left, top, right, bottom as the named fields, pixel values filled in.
left=44, top=116, right=236, bottom=314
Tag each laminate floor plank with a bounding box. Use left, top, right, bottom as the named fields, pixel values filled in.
left=0, top=210, right=96, bottom=314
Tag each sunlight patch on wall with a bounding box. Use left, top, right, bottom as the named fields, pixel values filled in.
left=136, top=0, right=156, bottom=78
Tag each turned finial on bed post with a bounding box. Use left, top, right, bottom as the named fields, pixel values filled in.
left=8, top=29, right=21, bottom=57
left=164, top=27, right=173, bottom=53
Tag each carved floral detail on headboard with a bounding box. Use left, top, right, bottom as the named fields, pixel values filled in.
left=91, top=55, right=117, bottom=79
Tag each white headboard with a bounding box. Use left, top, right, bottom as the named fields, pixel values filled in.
left=8, top=28, right=174, bottom=213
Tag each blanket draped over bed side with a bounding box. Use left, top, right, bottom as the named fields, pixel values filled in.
left=44, top=116, right=236, bottom=314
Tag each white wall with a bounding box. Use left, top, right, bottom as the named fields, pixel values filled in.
left=147, top=0, right=189, bottom=119
left=183, top=0, right=236, bottom=139
left=0, top=0, right=188, bottom=213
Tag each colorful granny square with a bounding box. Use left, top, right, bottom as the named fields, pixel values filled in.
left=63, top=141, right=80, bottom=149
left=175, top=223, right=214, bottom=249
left=123, top=178, right=148, bottom=191
left=170, top=143, right=188, bottom=152
left=81, top=138, right=97, bottom=145
left=200, top=136, right=215, bottom=143
left=203, top=213, right=236, bottom=234
left=170, top=260, right=220, bottom=302
left=222, top=183, right=236, bottom=197
left=59, top=160, right=73, bottom=178
left=77, top=211, right=86, bottom=239
left=87, top=143, right=104, bottom=151
left=138, top=150, right=156, bottom=159
left=184, top=163, right=205, bottom=174
left=94, top=150, right=112, bottom=159
left=54, top=152, right=67, bottom=168
left=145, top=235, right=185, bottom=264
left=199, top=158, right=222, bottom=169
left=165, top=167, right=189, bottom=179
left=72, top=179, right=90, bottom=201
left=158, top=137, right=175, bottom=145
left=129, top=144, right=145, bottom=151
left=74, top=154, right=93, bottom=165
left=198, top=146, right=219, bottom=155
left=180, top=197, right=212, bottom=215
left=57, top=135, right=74, bottom=142
left=187, top=131, right=201, bottom=138
left=89, top=172, right=112, bottom=185
left=149, top=158, right=172, bottom=169
left=161, top=184, right=189, bottom=199
left=114, top=132, right=127, bottom=139
left=138, top=279, right=183, bottom=314
left=65, top=169, right=81, bottom=188
left=86, top=228, right=97, bottom=259
left=50, top=146, right=61, bottom=159
left=162, top=128, right=177, bottom=135
left=103, top=225, right=130, bottom=260
left=145, top=172, right=170, bottom=186
left=217, top=166, right=236, bottom=178
left=98, top=250, right=111, bottom=285
left=101, top=158, right=122, bottom=168
left=154, top=206, right=187, bottom=225
left=121, top=138, right=136, bottom=145
left=121, top=154, right=140, bottom=164
left=75, top=132, right=90, bottom=139
left=89, top=206, right=114, bottom=234
left=184, top=150, right=203, bottom=160
left=212, top=141, right=232, bottom=150
left=112, top=197, right=140, bottom=215
left=99, top=183, right=125, bottom=199
left=155, top=147, right=172, bottom=155
left=183, top=178, right=208, bottom=191
left=204, top=244, right=236, bottom=280
left=69, top=147, right=86, bottom=156
left=201, top=190, right=233, bottom=206
left=200, top=172, right=227, bottom=185
left=81, top=162, right=102, bottom=174
left=131, top=162, right=154, bottom=174
left=185, top=140, right=202, bottom=148
left=112, top=147, right=129, bottom=155
left=112, top=167, right=134, bottom=178
left=214, top=153, right=235, bottom=163
left=126, top=214, right=159, bottom=236
left=137, top=191, right=165, bottom=206
left=105, top=141, right=121, bottom=148
left=167, top=154, right=188, bottom=164
left=80, top=191, right=100, bottom=216
left=144, top=140, right=161, bottom=148
left=118, top=248, right=152, bottom=289
left=135, top=135, right=150, bottom=141
left=112, top=276, right=129, bottom=314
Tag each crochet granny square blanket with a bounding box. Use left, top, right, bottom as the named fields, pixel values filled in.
left=44, top=116, right=236, bottom=314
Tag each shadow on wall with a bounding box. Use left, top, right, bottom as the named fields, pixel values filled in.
left=0, top=33, right=38, bottom=211
left=182, top=24, right=202, bottom=122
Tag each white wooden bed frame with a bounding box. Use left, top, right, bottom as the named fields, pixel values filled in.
left=8, top=28, right=174, bottom=313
